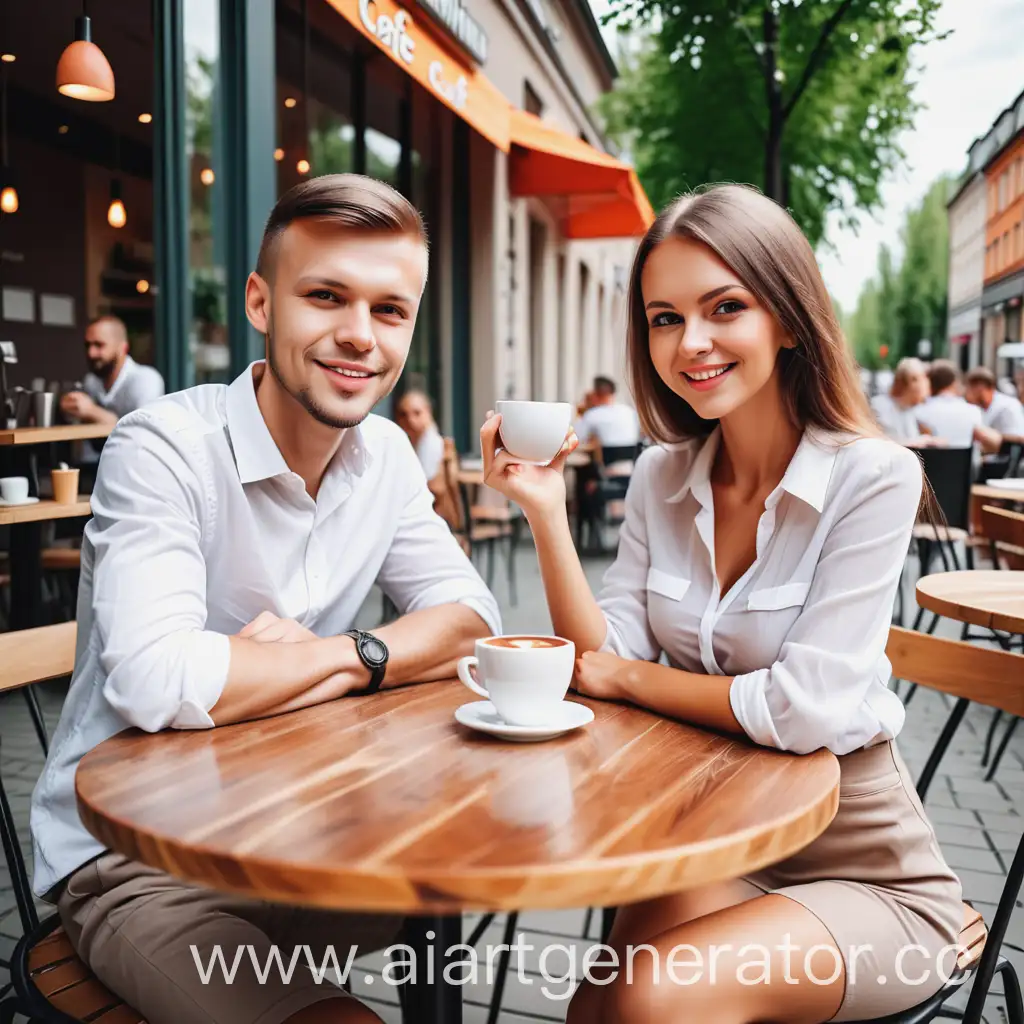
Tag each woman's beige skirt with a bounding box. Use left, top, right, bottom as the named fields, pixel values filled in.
left=742, top=738, right=964, bottom=1022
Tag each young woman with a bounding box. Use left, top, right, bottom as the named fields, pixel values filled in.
left=480, top=184, right=963, bottom=1024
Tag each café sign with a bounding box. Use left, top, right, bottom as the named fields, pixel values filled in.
left=416, top=0, right=489, bottom=65
left=359, top=0, right=472, bottom=111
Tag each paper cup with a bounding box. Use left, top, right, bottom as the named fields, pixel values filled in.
left=51, top=467, right=80, bottom=504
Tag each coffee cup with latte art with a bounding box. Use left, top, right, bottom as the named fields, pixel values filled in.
left=457, top=634, right=575, bottom=726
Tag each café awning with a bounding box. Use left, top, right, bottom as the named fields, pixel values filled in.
left=508, top=110, right=655, bottom=239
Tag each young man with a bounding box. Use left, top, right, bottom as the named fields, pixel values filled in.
left=30, top=175, right=501, bottom=1024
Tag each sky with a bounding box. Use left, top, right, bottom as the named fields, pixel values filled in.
left=588, top=0, right=1024, bottom=314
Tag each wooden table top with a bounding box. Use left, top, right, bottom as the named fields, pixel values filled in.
left=76, top=681, right=840, bottom=915
left=0, top=423, right=112, bottom=445
left=972, top=483, right=1024, bottom=503
left=916, top=570, right=1024, bottom=633
left=0, top=498, right=91, bottom=525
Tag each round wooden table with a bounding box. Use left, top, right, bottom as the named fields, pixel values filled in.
left=76, top=681, right=839, bottom=1021
left=916, top=570, right=1024, bottom=633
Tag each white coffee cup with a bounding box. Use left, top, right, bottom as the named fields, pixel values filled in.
left=0, top=476, right=29, bottom=503
left=495, top=400, right=572, bottom=464
left=457, top=634, right=576, bottom=726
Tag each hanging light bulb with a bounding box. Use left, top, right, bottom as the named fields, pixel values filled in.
left=107, top=178, right=126, bottom=228
left=136, top=279, right=150, bottom=294
left=296, top=158, right=310, bottom=175
left=0, top=182, right=17, bottom=214
left=273, top=147, right=284, bottom=161
left=56, top=1, right=115, bottom=101
left=200, top=167, right=215, bottom=185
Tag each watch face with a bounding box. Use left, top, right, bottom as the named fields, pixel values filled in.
left=362, top=637, right=387, bottom=664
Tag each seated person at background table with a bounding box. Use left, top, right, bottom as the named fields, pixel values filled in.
left=59, top=314, right=166, bottom=429
left=59, top=315, right=166, bottom=485
left=482, top=184, right=963, bottom=1024
left=573, top=374, right=641, bottom=451
left=30, top=174, right=500, bottom=1024
left=965, top=365, right=1024, bottom=440
left=868, top=355, right=933, bottom=444
left=917, top=358, right=1001, bottom=453
left=394, top=386, right=445, bottom=480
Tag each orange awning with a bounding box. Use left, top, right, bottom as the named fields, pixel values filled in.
left=327, top=0, right=511, bottom=152
left=508, top=110, right=655, bottom=239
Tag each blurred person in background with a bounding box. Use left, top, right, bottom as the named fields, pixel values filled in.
left=916, top=359, right=1000, bottom=451
left=965, top=366, right=1024, bottom=439
left=394, top=388, right=445, bottom=480
left=869, top=357, right=931, bottom=444
left=60, top=315, right=165, bottom=428
left=573, top=375, right=641, bottom=450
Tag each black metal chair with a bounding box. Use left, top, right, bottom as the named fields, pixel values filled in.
left=576, top=443, right=640, bottom=554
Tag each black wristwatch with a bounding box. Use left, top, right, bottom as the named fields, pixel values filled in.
left=343, top=629, right=389, bottom=694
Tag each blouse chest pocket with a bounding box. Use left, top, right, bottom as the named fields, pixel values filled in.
left=746, top=581, right=810, bottom=611
left=646, top=568, right=691, bottom=601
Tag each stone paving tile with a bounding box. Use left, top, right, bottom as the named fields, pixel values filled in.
left=2, top=545, right=1024, bottom=1022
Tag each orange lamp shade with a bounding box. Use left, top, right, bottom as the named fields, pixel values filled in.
left=56, top=17, right=115, bottom=102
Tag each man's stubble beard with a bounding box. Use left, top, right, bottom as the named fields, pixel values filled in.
left=265, top=315, right=381, bottom=430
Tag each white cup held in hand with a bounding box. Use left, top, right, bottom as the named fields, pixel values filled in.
left=495, top=400, right=572, bottom=464
left=457, top=635, right=576, bottom=726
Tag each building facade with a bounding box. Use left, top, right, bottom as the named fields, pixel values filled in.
left=977, top=89, right=1024, bottom=374
left=945, top=171, right=986, bottom=370
left=0, top=0, right=649, bottom=453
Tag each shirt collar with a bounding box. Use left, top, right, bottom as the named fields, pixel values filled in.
left=99, top=355, right=136, bottom=402
left=666, top=425, right=838, bottom=514
left=225, top=361, right=372, bottom=486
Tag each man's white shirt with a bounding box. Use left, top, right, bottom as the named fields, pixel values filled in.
left=915, top=394, right=982, bottom=447
left=575, top=403, right=641, bottom=448
left=981, top=391, right=1024, bottom=436
left=30, top=362, right=501, bottom=898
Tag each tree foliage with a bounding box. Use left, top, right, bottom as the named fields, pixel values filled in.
left=846, top=174, right=954, bottom=367
left=599, top=0, right=946, bottom=247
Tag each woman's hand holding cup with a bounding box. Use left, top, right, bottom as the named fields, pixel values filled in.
left=480, top=406, right=579, bottom=521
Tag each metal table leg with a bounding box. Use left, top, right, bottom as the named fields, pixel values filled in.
left=400, top=914, right=463, bottom=1024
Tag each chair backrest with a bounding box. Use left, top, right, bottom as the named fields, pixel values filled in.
left=887, top=626, right=1024, bottom=718
left=886, top=625, right=1024, bottom=1019
left=917, top=446, right=974, bottom=530
left=435, top=437, right=466, bottom=536
left=981, top=504, right=1024, bottom=556
left=0, top=621, right=77, bottom=695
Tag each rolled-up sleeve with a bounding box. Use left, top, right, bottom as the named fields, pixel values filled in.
left=595, top=449, right=660, bottom=661
left=376, top=445, right=502, bottom=637
left=729, top=445, right=921, bottom=754
left=89, top=416, right=229, bottom=733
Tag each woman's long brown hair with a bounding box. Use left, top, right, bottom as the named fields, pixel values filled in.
left=626, top=184, right=881, bottom=446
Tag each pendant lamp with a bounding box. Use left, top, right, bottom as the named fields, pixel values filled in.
left=57, top=0, right=115, bottom=102
left=0, top=68, right=16, bottom=214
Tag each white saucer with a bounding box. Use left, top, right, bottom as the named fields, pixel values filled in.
left=0, top=496, right=39, bottom=507
left=454, top=700, right=594, bottom=742
left=995, top=478, right=1024, bottom=491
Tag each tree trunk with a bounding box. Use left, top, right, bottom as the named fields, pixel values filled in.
left=763, top=4, right=784, bottom=201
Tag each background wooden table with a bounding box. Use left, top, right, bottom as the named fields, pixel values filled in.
left=0, top=498, right=91, bottom=526
left=917, top=570, right=1024, bottom=634
left=0, top=423, right=113, bottom=445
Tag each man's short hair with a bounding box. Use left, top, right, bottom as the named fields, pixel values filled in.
left=966, top=366, right=996, bottom=389
left=928, top=359, right=960, bottom=395
left=255, top=174, right=427, bottom=279
left=593, top=375, right=616, bottom=396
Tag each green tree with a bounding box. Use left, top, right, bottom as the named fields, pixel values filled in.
left=895, top=174, right=953, bottom=360
left=600, top=0, right=946, bottom=246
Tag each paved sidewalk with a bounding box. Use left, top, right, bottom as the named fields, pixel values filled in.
left=2, top=542, right=1022, bottom=1022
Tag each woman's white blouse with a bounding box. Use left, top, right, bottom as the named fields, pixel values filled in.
left=596, top=427, right=921, bottom=756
